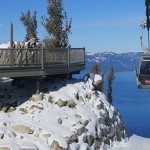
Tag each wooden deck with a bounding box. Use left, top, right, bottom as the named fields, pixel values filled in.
left=0, top=47, right=85, bottom=78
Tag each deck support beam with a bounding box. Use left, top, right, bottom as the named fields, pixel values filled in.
left=36, top=80, right=40, bottom=94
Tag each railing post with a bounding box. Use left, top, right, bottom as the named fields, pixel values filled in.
left=41, top=47, right=45, bottom=69
left=68, top=45, right=71, bottom=67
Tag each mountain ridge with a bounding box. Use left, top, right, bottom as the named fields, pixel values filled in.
left=86, top=51, right=142, bottom=72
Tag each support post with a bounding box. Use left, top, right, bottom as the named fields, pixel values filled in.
left=41, top=47, right=44, bottom=69
left=36, top=80, right=40, bottom=94
left=67, top=45, right=71, bottom=67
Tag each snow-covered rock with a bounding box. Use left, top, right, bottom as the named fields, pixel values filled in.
left=0, top=76, right=126, bottom=150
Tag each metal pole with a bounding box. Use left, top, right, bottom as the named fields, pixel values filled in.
left=10, top=22, right=13, bottom=48
left=10, top=22, right=14, bottom=66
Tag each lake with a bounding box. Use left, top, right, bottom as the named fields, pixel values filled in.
left=112, top=71, right=150, bottom=138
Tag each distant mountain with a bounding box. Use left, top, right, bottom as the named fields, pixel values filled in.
left=86, top=51, right=142, bottom=72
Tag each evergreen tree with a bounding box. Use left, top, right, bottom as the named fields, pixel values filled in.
left=41, top=0, right=72, bottom=48
left=20, top=10, right=38, bottom=42
left=106, top=67, right=115, bottom=104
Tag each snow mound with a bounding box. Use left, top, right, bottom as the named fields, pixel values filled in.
left=0, top=76, right=126, bottom=150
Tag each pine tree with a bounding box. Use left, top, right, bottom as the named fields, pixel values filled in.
left=106, top=67, right=115, bottom=104
left=20, top=10, right=38, bottom=42
left=41, top=0, right=72, bottom=48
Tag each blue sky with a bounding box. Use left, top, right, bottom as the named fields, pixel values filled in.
left=0, top=0, right=146, bottom=53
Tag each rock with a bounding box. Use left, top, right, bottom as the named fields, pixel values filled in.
left=104, top=138, right=110, bottom=145
left=65, top=132, right=78, bottom=144
left=12, top=125, right=34, bottom=134
left=97, top=103, right=103, bottom=110
left=105, top=117, right=113, bottom=126
left=48, top=95, right=53, bottom=103
left=116, top=126, right=122, bottom=141
left=50, top=140, right=67, bottom=150
left=0, top=133, right=4, bottom=139
left=55, top=99, right=67, bottom=107
left=31, top=94, right=43, bottom=102
left=34, top=133, right=39, bottom=138
left=77, top=126, right=86, bottom=135
left=83, top=135, right=88, bottom=143
left=3, top=122, right=7, bottom=126
left=87, top=135, right=94, bottom=146
left=0, top=101, right=4, bottom=110
left=94, top=139, right=102, bottom=150
left=0, top=147, right=10, bottom=150
left=11, top=131, right=17, bottom=137
left=101, top=128, right=109, bottom=137
left=83, top=120, right=89, bottom=126
left=43, top=133, right=51, bottom=138
left=58, top=118, right=63, bottom=124
left=86, top=93, right=91, bottom=99
left=30, top=105, right=44, bottom=110
left=19, top=108, right=28, bottom=114
left=95, top=80, right=103, bottom=91
left=67, top=100, right=76, bottom=108
left=108, top=127, right=115, bottom=139
left=98, top=118, right=105, bottom=125
left=79, top=96, right=84, bottom=102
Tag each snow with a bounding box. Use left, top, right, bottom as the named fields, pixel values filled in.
left=109, top=135, right=150, bottom=150
left=0, top=42, right=10, bottom=48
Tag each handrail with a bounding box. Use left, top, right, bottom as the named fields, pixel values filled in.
left=0, top=47, right=85, bottom=68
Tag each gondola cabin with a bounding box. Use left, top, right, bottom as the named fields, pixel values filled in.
left=136, top=55, right=150, bottom=88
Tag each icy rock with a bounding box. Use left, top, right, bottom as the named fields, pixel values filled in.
left=12, top=125, right=34, bottom=134
left=55, top=99, right=67, bottom=107
left=31, top=94, right=43, bottom=102
left=97, top=103, right=104, bottom=110
left=83, top=120, right=89, bottom=126
left=50, top=140, right=67, bottom=150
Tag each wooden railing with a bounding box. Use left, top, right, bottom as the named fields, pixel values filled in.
left=0, top=47, right=85, bottom=69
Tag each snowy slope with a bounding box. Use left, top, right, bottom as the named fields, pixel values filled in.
left=0, top=76, right=126, bottom=150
